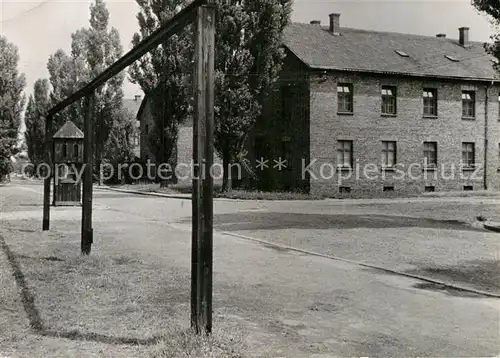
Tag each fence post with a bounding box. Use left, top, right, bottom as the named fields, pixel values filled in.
left=42, top=115, right=53, bottom=231
left=82, top=94, right=94, bottom=255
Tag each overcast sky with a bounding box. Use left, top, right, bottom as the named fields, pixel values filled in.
left=0, top=0, right=497, bottom=101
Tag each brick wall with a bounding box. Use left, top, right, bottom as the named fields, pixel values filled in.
left=308, top=71, right=499, bottom=198
left=170, top=123, right=223, bottom=187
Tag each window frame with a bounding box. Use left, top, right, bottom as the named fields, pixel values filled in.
left=381, top=86, right=397, bottom=115
left=381, top=141, right=397, bottom=169
left=73, top=143, right=79, bottom=159
left=423, top=88, right=438, bottom=117
left=337, top=83, right=353, bottom=114
left=461, top=90, right=476, bottom=119
left=462, top=142, right=475, bottom=169
left=337, top=140, right=353, bottom=169
left=62, top=143, right=67, bottom=159
left=423, top=141, right=437, bottom=168
left=498, top=143, right=500, bottom=171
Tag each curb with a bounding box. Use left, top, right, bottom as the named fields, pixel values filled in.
left=163, top=221, right=500, bottom=299
left=219, top=231, right=500, bottom=299
left=95, top=186, right=190, bottom=200
left=95, top=186, right=274, bottom=202
left=483, top=222, right=500, bottom=233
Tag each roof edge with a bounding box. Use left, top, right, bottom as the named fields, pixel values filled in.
left=308, top=65, right=500, bottom=83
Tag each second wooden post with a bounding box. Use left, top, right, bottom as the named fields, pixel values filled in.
left=82, top=94, right=95, bottom=255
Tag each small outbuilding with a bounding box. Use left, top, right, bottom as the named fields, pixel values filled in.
left=52, top=120, right=84, bottom=206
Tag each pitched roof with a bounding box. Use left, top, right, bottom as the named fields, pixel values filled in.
left=53, top=121, right=83, bottom=139
left=123, top=97, right=143, bottom=119
left=283, top=23, right=499, bottom=81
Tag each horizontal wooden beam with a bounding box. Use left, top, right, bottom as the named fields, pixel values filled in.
left=47, top=0, right=207, bottom=116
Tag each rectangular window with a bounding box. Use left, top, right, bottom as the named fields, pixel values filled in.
left=464, top=185, right=473, bottom=191
left=381, top=141, right=397, bottom=168
left=339, top=186, right=351, bottom=194
left=462, top=142, right=475, bottom=168
left=383, top=186, right=395, bottom=192
left=498, top=93, right=500, bottom=120
left=381, top=86, right=397, bottom=115
left=462, top=91, right=475, bottom=118
left=423, top=142, right=437, bottom=167
left=498, top=143, right=500, bottom=169
left=423, top=88, right=437, bottom=116
left=62, top=143, right=67, bottom=158
left=337, top=84, right=353, bottom=113
left=337, top=140, right=353, bottom=168
left=425, top=186, right=435, bottom=193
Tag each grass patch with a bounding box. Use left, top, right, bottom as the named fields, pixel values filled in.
left=0, top=220, right=254, bottom=356
left=150, top=326, right=248, bottom=358
left=107, top=182, right=322, bottom=200
left=422, top=190, right=500, bottom=198
left=215, top=189, right=322, bottom=201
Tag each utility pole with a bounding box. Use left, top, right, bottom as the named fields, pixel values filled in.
left=191, top=4, right=215, bottom=335
left=82, top=94, right=95, bottom=255
left=42, top=115, right=53, bottom=231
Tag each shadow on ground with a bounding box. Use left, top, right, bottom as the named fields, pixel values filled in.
left=407, top=259, right=500, bottom=294
left=201, top=212, right=483, bottom=232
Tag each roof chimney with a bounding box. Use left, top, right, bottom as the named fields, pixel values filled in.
left=310, top=20, right=321, bottom=25
left=436, top=33, right=446, bottom=38
left=134, top=94, right=142, bottom=101
left=459, top=27, right=469, bottom=47
left=329, top=13, right=340, bottom=35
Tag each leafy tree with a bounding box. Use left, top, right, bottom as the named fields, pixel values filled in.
left=47, top=49, right=85, bottom=131
left=473, top=0, right=500, bottom=64
left=213, top=0, right=292, bottom=191
left=0, top=36, right=26, bottom=181
left=102, top=107, right=137, bottom=183
left=129, top=0, right=292, bottom=191
left=47, top=0, right=126, bottom=180
left=24, top=79, right=50, bottom=172
left=129, top=0, right=192, bottom=187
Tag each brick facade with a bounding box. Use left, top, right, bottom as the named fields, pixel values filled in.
left=255, top=51, right=500, bottom=197
left=138, top=96, right=222, bottom=185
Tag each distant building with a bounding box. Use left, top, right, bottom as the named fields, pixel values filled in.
left=122, top=95, right=143, bottom=159
left=136, top=95, right=222, bottom=184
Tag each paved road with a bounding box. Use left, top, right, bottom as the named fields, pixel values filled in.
left=1, top=179, right=499, bottom=357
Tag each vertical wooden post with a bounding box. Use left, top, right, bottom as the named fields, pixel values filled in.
left=202, top=4, right=215, bottom=335
left=191, top=5, right=205, bottom=334
left=82, top=94, right=94, bottom=255
left=191, top=4, right=215, bottom=335
left=42, top=115, right=53, bottom=231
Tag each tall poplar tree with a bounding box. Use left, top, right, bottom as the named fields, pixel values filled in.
left=0, top=36, right=26, bottom=181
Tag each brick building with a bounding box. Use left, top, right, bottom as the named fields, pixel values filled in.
left=136, top=13, right=500, bottom=196
left=122, top=95, right=143, bottom=159
left=251, top=13, right=500, bottom=197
